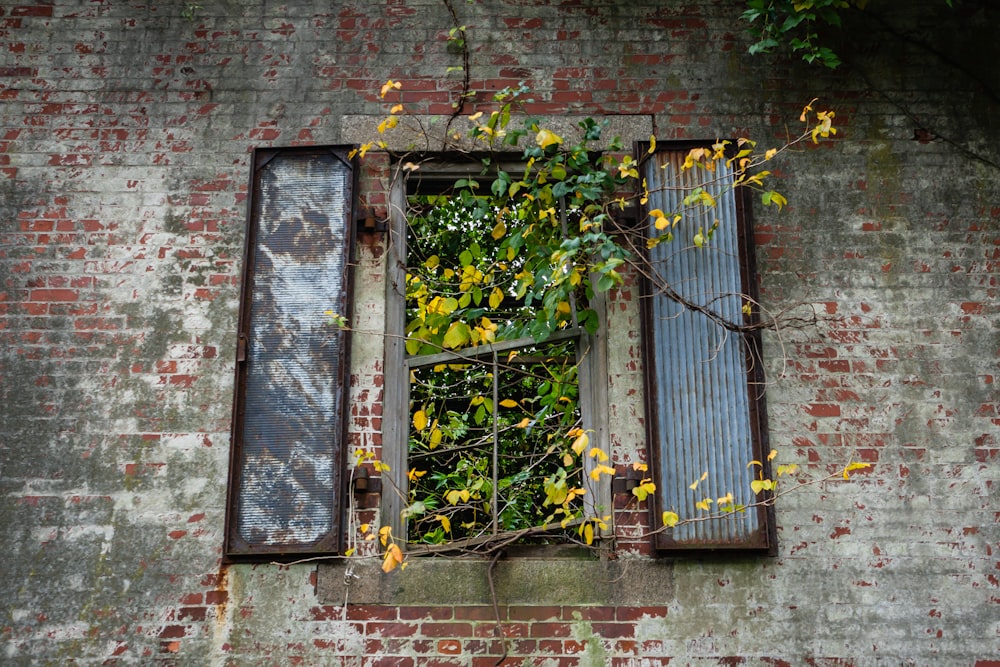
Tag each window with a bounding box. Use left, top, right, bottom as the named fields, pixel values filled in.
left=381, top=161, right=611, bottom=552
left=225, top=146, right=356, bottom=560
left=640, top=144, right=774, bottom=552
left=225, top=141, right=772, bottom=562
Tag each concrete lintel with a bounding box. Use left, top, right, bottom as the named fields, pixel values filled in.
left=340, top=114, right=654, bottom=153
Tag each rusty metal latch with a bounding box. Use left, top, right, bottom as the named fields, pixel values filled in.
left=236, top=334, right=247, bottom=362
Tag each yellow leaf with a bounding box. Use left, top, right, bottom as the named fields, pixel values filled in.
left=689, top=471, right=708, bottom=490
left=649, top=208, right=669, bottom=231
left=632, top=462, right=648, bottom=472
left=380, top=79, right=401, bottom=98
left=390, top=104, right=404, bottom=114
left=436, top=514, right=451, bottom=533
left=424, top=255, right=440, bottom=269
left=647, top=135, right=656, bottom=154
left=777, top=463, right=798, bottom=477
left=413, top=410, right=428, bottom=432
left=489, top=286, right=504, bottom=309
left=359, top=523, right=370, bottom=534
left=589, top=463, right=615, bottom=481
left=765, top=148, right=777, bottom=160
left=571, top=431, right=589, bottom=455
left=344, top=547, right=355, bottom=557
left=378, top=526, right=392, bottom=546
left=843, top=461, right=871, bottom=479
left=377, top=115, right=398, bottom=133
left=468, top=111, right=483, bottom=121
left=800, top=97, right=818, bottom=122
left=632, top=481, right=656, bottom=502
left=535, top=128, right=563, bottom=149
left=499, top=399, right=518, bottom=408
left=381, top=543, right=403, bottom=573
left=583, top=522, right=594, bottom=545
left=491, top=219, right=506, bottom=240
left=695, top=497, right=712, bottom=511
left=516, top=417, right=531, bottom=428
left=662, top=511, right=679, bottom=527
left=442, top=321, right=470, bottom=349
left=588, top=447, right=609, bottom=462
left=429, top=428, right=442, bottom=449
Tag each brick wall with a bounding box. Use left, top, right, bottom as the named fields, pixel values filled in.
left=1, top=0, right=998, bottom=664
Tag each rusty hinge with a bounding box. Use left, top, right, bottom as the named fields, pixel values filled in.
left=236, top=333, right=247, bottom=362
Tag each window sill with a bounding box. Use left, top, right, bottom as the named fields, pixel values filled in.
left=317, top=557, right=675, bottom=606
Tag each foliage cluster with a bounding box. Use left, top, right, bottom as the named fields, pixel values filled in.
left=742, top=0, right=957, bottom=68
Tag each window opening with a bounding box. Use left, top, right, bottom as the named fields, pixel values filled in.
left=383, top=163, right=610, bottom=552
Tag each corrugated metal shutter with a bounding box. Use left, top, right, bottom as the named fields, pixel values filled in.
left=226, top=147, right=355, bottom=559
left=642, top=147, right=772, bottom=551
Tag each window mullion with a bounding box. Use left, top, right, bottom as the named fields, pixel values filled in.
left=491, top=350, right=499, bottom=537
left=383, top=172, right=409, bottom=545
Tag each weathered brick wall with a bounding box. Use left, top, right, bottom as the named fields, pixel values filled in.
left=1, top=0, right=997, bottom=664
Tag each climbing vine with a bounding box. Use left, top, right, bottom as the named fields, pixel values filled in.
left=341, top=83, right=867, bottom=575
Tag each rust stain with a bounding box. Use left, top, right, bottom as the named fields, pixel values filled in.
left=213, top=563, right=230, bottom=630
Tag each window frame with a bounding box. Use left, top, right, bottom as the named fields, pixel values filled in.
left=224, top=145, right=357, bottom=562
left=637, top=140, right=776, bottom=554
left=381, top=158, right=611, bottom=551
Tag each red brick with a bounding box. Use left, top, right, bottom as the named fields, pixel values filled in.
left=158, top=625, right=186, bottom=639
left=12, top=6, right=54, bottom=17
left=437, top=639, right=461, bottom=655
left=591, top=622, right=634, bottom=639
left=805, top=403, right=841, bottom=417
left=205, top=590, right=228, bottom=605
left=369, top=659, right=413, bottom=667
left=529, top=622, right=573, bottom=638
left=367, top=622, right=417, bottom=638
left=420, top=622, right=473, bottom=638
left=29, top=289, right=78, bottom=302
